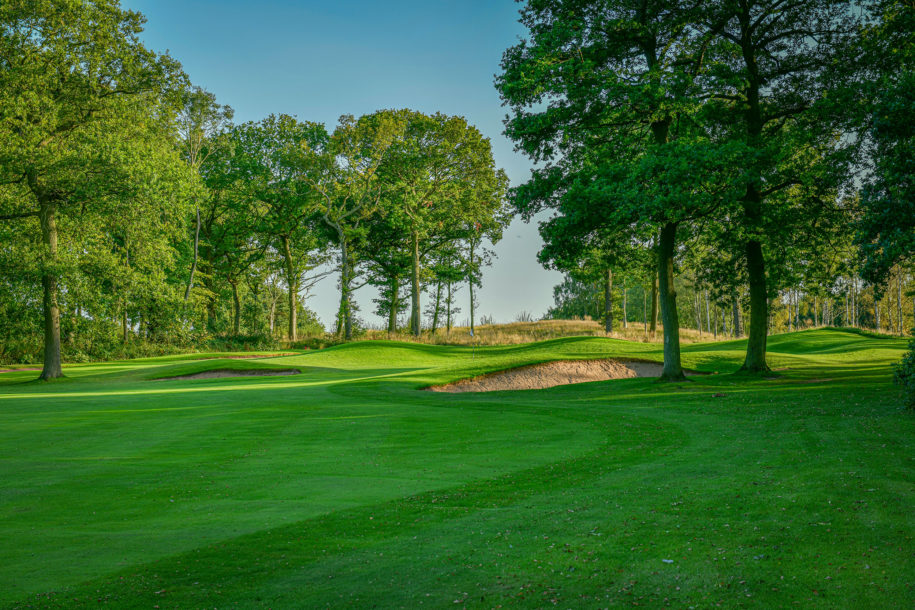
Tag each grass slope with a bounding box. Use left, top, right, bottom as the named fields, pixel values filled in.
left=0, top=329, right=911, bottom=608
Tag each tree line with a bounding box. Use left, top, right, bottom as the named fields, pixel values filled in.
left=498, top=0, right=915, bottom=378
left=0, top=1, right=510, bottom=378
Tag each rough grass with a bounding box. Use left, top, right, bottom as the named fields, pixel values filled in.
left=365, top=318, right=732, bottom=346
left=0, top=329, right=912, bottom=608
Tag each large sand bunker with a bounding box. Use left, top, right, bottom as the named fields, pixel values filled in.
left=428, top=359, right=675, bottom=393
left=159, top=368, right=301, bottom=381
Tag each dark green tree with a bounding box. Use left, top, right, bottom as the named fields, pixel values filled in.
left=0, top=0, right=190, bottom=378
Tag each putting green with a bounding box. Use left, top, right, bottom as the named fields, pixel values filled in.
left=0, top=329, right=912, bottom=607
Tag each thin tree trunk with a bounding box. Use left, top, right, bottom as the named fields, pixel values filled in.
left=231, top=279, right=241, bottom=336
left=282, top=235, right=298, bottom=341
left=431, top=281, right=442, bottom=334
left=875, top=286, right=881, bottom=331
left=704, top=290, right=711, bottom=335
left=469, top=241, right=476, bottom=336
left=897, top=271, right=903, bottom=334
left=446, top=281, right=453, bottom=334
left=622, top=281, right=628, bottom=329
left=388, top=276, right=399, bottom=336
left=695, top=292, right=702, bottom=336
left=184, top=205, right=201, bottom=302
left=604, top=267, right=613, bottom=334
left=650, top=274, right=659, bottom=336
left=852, top=277, right=858, bottom=327
left=269, top=297, right=276, bottom=334
left=643, top=285, right=648, bottom=334
left=336, top=228, right=353, bottom=341
left=658, top=222, right=684, bottom=380
left=411, top=231, right=421, bottom=337
left=732, top=293, right=742, bottom=337
left=713, top=305, right=718, bottom=339
left=38, top=196, right=63, bottom=380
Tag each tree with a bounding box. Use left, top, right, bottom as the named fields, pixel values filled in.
left=380, top=111, right=510, bottom=337
left=856, top=1, right=915, bottom=288
left=301, top=111, right=407, bottom=340
left=498, top=0, right=725, bottom=380
left=176, top=86, right=233, bottom=303
left=0, top=0, right=188, bottom=379
left=701, top=0, right=862, bottom=371
left=229, top=115, right=330, bottom=341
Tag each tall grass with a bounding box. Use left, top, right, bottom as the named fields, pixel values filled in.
left=359, top=318, right=737, bottom=346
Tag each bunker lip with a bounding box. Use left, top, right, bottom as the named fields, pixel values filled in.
left=157, top=368, right=302, bottom=381
left=426, top=359, right=705, bottom=393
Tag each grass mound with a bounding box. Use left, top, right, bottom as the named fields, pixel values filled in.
left=147, top=358, right=303, bottom=380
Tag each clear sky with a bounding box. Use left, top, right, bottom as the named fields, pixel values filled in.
left=123, top=0, right=563, bottom=328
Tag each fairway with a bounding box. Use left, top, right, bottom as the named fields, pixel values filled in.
left=1, top=329, right=912, bottom=607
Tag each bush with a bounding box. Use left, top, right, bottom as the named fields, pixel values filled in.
left=894, top=332, right=915, bottom=409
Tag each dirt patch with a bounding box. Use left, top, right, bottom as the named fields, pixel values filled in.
left=428, top=359, right=681, bottom=393
left=158, top=368, right=301, bottom=381
left=0, top=368, right=41, bottom=374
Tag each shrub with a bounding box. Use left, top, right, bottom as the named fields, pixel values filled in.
left=894, top=332, right=915, bottom=409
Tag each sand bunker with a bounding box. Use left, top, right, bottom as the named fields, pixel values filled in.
left=159, top=368, right=301, bottom=381
left=428, top=359, right=673, bottom=393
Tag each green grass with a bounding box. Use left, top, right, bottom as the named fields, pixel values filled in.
left=0, top=329, right=911, bottom=608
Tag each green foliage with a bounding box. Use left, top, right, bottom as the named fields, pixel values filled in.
left=894, top=332, right=915, bottom=409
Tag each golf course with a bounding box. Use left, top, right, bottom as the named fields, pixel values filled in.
left=1, top=328, right=912, bottom=607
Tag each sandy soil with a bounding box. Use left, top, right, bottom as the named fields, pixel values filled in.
left=428, top=359, right=677, bottom=393
left=159, top=368, right=301, bottom=381
left=0, top=368, right=41, bottom=374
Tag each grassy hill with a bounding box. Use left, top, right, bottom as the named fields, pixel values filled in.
left=0, top=329, right=911, bottom=607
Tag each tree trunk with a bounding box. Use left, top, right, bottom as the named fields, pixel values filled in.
left=388, top=276, right=399, bottom=336
left=184, top=204, right=201, bottom=302
left=336, top=228, right=353, bottom=341
left=897, top=271, right=903, bottom=334
left=469, top=241, right=476, bottom=335
left=411, top=231, right=421, bottom=337
left=269, top=297, right=276, bottom=334
left=643, top=285, right=648, bottom=334
left=732, top=293, right=742, bottom=337
left=657, top=222, right=684, bottom=380
left=713, top=304, right=718, bottom=339
left=603, top=267, right=613, bottom=334
left=122, top=307, right=128, bottom=344
left=446, top=281, right=453, bottom=334
left=704, top=290, right=711, bottom=335
left=650, top=275, right=659, bottom=336
left=741, top=238, right=769, bottom=372
left=852, top=277, right=857, bottom=327
left=622, top=282, right=628, bottom=329
left=431, top=281, right=442, bottom=334
left=282, top=235, right=298, bottom=341
left=875, top=286, right=881, bottom=331
left=38, top=197, right=63, bottom=380
left=231, top=279, right=241, bottom=336
left=694, top=292, right=702, bottom=336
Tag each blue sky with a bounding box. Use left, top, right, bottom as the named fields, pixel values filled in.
left=124, top=0, right=562, bottom=327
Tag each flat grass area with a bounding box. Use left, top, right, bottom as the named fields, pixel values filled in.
left=0, top=329, right=912, bottom=608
